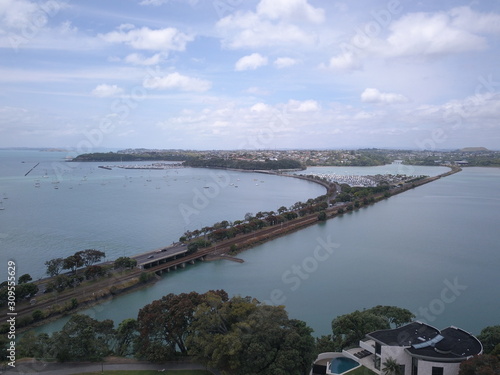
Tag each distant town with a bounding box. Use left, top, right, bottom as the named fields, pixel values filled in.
left=73, top=147, right=500, bottom=167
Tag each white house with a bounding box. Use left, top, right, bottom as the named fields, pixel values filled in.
left=312, top=321, right=483, bottom=375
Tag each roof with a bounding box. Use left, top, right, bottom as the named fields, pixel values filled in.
left=367, top=321, right=440, bottom=346
left=367, top=322, right=483, bottom=362
left=406, top=326, right=483, bottom=362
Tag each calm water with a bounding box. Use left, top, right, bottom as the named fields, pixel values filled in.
left=2, top=151, right=498, bottom=337
left=0, top=150, right=324, bottom=279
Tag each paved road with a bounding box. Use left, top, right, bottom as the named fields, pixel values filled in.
left=133, top=243, right=188, bottom=267
left=2, top=358, right=220, bottom=375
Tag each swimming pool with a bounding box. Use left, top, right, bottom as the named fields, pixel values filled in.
left=329, top=356, right=360, bottom=374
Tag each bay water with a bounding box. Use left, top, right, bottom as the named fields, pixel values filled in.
left=1, top=150, right=498, bottom=337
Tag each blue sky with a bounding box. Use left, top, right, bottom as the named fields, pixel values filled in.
left=1, top=0, right=500, bottom=150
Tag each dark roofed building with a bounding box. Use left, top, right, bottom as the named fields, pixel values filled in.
left=363, top=322, right=483, bottom=375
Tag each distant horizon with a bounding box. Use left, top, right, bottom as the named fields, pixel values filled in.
left=1, top=146, right=497, bottom=153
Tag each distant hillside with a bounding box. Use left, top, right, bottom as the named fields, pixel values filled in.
left=460, top=147, right=489, bottom=152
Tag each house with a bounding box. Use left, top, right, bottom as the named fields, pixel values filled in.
left=312, top=322, right=482, bottom=375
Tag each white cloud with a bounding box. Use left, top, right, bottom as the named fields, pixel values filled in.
left=250, top=103, right=271, bottom=112
left=325, top=51, right=362, bottom=71
left=139, top=0, right=169, bottom=5
left=274, top=57, right=298, bottom=69
left=235, top=53, right=268, bottom=71
left=256, top=0, right=324, bottom=24
left=91, top=84, right=124, bottom=98
left=381, top=10, right=487, bottom=57
left=361, top=88, right=408, bottom=104
left=0, top=0, right=48, bottom=31
left=216, top=0, right=322, bottom=49
left=124, top=53, right=164, bottom=65
left=100, top=25, right=193, bottom=52
left=143, top=72, right=211, bottom=92
left=325, top=6, right=500, bottom=71
left=288, top=99, right=320, bottom=112
left=450, top=6, right=500, bottom=34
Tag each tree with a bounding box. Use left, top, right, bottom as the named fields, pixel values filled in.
left=331, top=310, right=389, bottom=349
left=187, top=294, right=315, bottom=375
left=136, top=290, right=228, bottom=361
left=16, top=282, right=38, bottom=301
left=51, top=314, right=115, bottom=361
left=367, top=305, right=415, bottom=328
left=45, top=258, right=64, bottom=277
left=84, top=265, right=106, bottom=280
left=115, top=318, right=138, bottom=356
left=114, top=256, right=137, bottom=270
left=477, top=325, right=500, bottom=354
left=75, top=249, right=106, bottom=267
left=18, top=273, right=32, bottom=284
left=459, top=354, right=499, bottom=375
left=318, top=211, right=327, bottom=221
left=63, top=254, right=84, bottom=274
left=382, top=357, right=403, bottom=375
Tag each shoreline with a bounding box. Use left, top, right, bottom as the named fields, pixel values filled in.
left=3, top=165, right=460, bottom=333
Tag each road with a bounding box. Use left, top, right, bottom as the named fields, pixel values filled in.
left=2, top=358, right=220, bottom=375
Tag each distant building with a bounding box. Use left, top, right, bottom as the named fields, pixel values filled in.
left=311, top=322, right=482, bottom=375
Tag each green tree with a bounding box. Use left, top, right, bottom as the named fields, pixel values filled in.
left=63, top=254, right=84, bottom=274
left=18, top=273, right=32, bottom=284
left=382, top=357, right=403, bottom=375
left=367, top=305, right=415, bottom=328
left=477, top=325, right=500, bottom=354
left=331, top=310, right=389, bottom=349
left=16, top=282, right=38, bottom=301
left=45, top=257, right=64, bottom=277
left=187, top=294, right=315, bottom=375
left=136, top=290, right=228, bottom=361
left=114, top=256, right=137, bottom=270
left=318, top=210, right=327, bottom=221
left=51, top=314, right=115, bottom=361
left=75, top=249, right=106, bottom=267
left=459, top=354, right=499, bottom=375
left=17, top=331, right=53, bottom=359
left=115, top=318, right=138, bottom=356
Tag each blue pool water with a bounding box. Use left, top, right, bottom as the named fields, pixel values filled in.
left=330, top=357, right=359, bottom=374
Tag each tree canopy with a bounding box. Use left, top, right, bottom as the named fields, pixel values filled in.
left=186, top=294, right=315, bottom=375
left=330, top=305, right=415, bottom=350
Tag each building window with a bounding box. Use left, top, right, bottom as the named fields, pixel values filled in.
left=399, top=365, right=405, bottom=375
left=432, top=367, right=444, bottom=375
left=412, top=358, right=418, bottom=375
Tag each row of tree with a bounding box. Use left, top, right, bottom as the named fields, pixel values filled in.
left=180, top=195, right=331, bottom=247
left=45, top=249, right=106, bottom=277
left=6, top=292, right=499, bottom=374
left=184, top=157, right=303, bottom=170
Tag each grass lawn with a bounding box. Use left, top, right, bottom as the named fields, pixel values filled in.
left=345, top=365, right=378, bottom=375
left=73, top=371, right=213, bottom=375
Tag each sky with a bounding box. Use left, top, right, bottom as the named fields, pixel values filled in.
left=1, top=0, right=500, bottom=151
